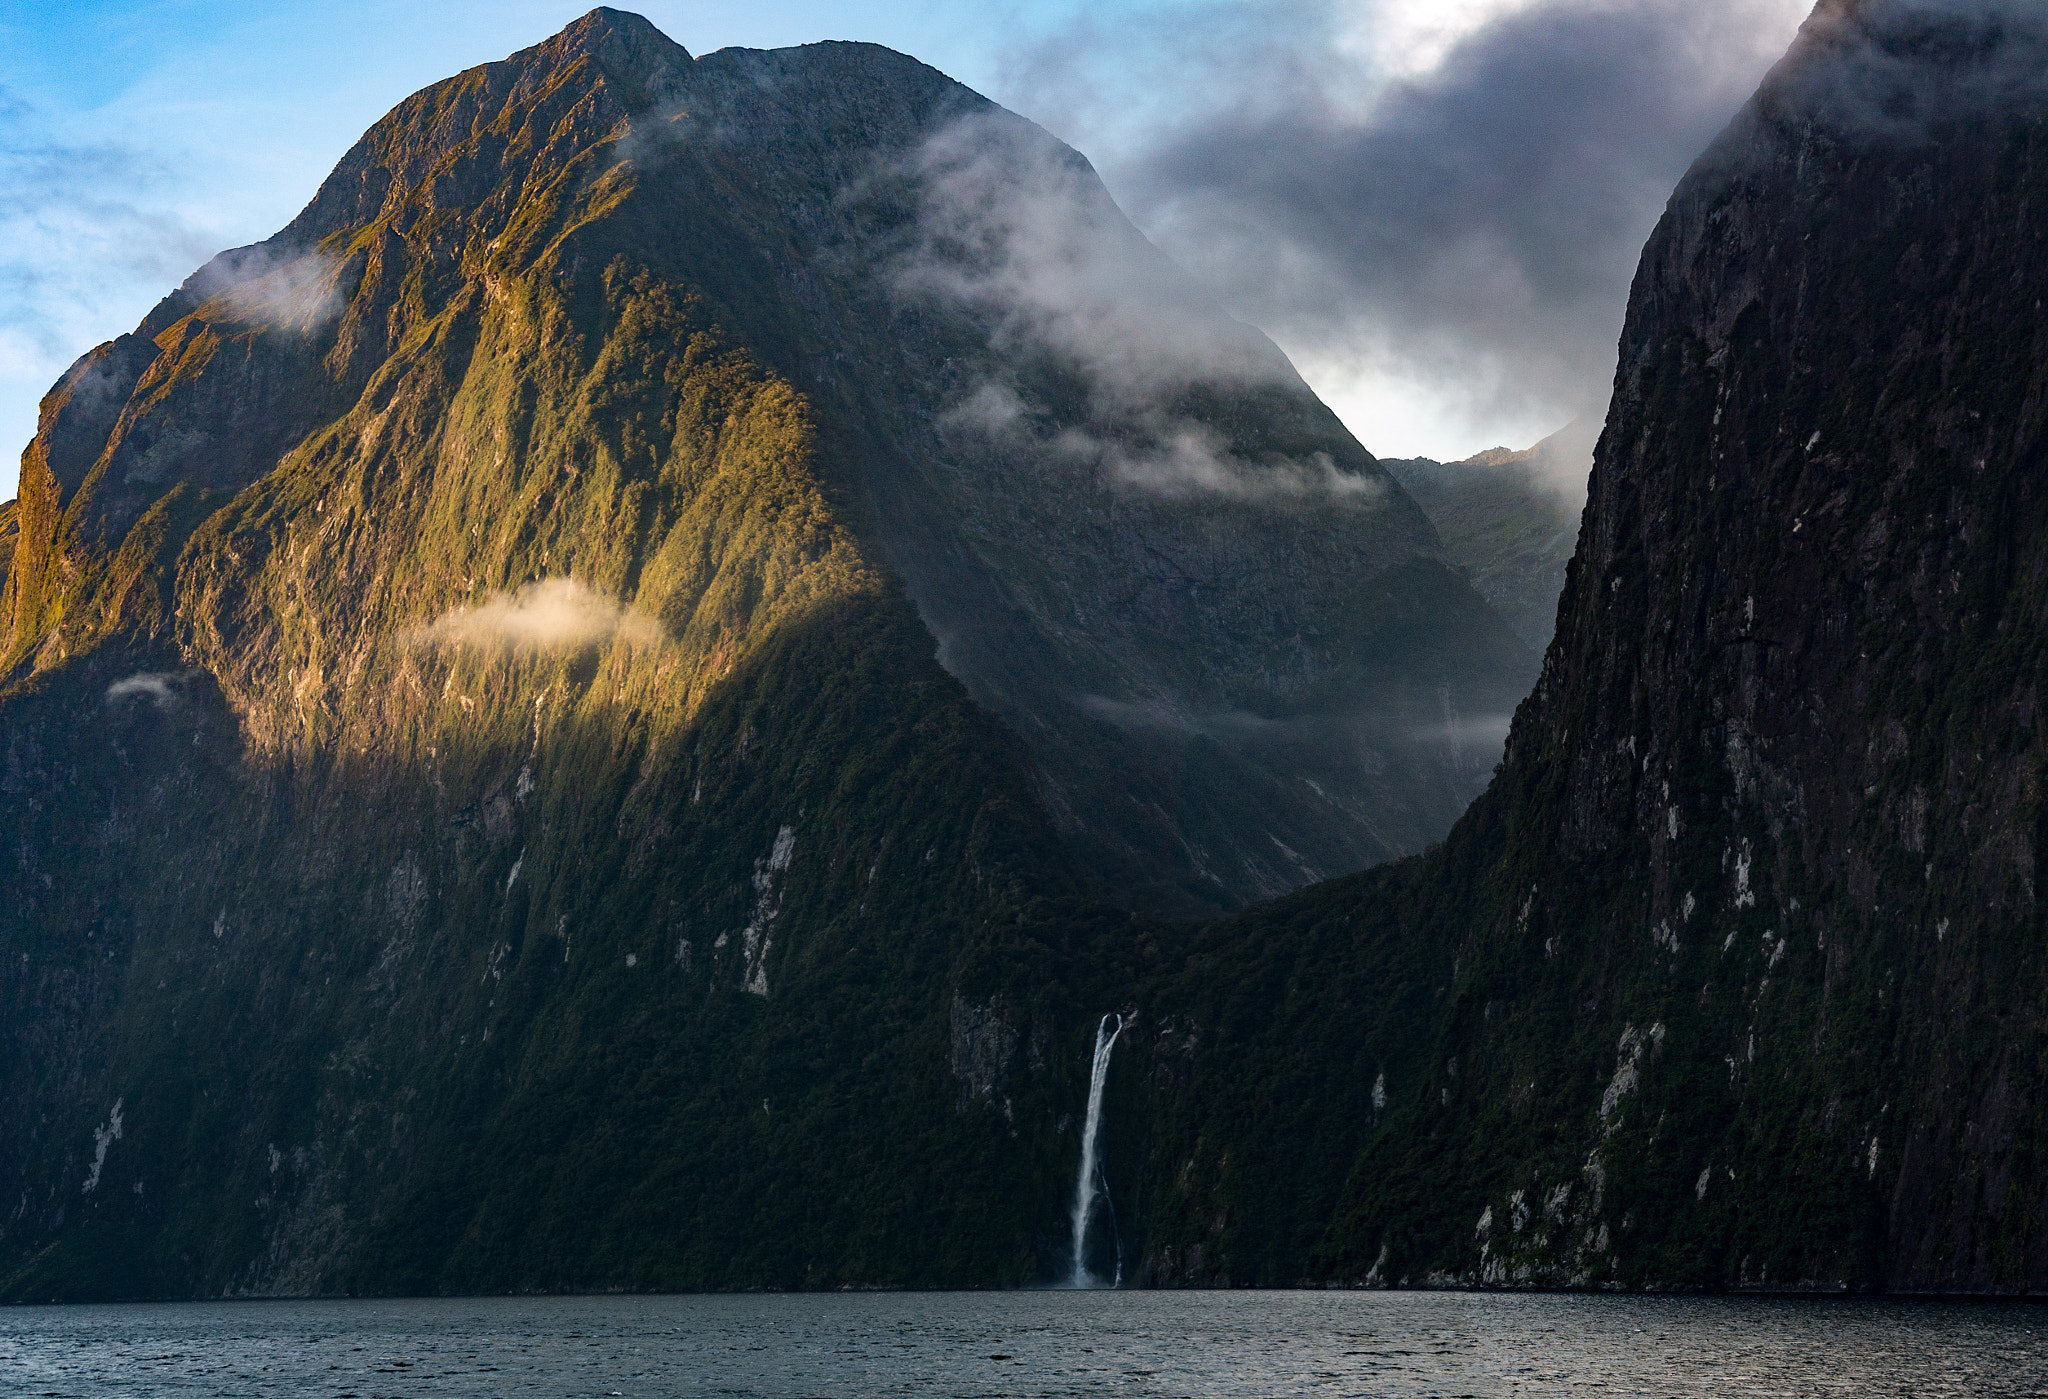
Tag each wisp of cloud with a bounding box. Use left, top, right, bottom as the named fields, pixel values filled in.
left=895, top=110, right=1384, bottom=507
left=187, top=241, right=350, bottom=333
left=415, top=578, right=662, bottom=651
left=105, top=671, right=186, bottom=706
left=1767, top=0, right=2048, bottom=139
left=894, top=109, right=1295, bottom=398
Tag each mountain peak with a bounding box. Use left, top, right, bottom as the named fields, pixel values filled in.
left=567, top=6, right=677, bottom=44
left=549, top=7, right=692, bottom=78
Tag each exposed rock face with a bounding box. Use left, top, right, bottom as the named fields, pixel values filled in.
left=1122, top=0, right=2048, bottom=1291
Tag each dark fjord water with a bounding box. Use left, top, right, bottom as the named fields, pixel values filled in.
left=4, top=1291, right=2045, bottom=1397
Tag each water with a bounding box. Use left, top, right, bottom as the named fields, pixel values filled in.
left=5, top=1291, right=2046, bottom=1397
left=1068, top=1013, right=1124, bottom=1289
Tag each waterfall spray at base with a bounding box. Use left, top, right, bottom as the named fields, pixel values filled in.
left=1068, top=1012, right=1124, bottom=1288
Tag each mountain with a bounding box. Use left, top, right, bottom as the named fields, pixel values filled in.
left=1382, top=425, right=1589, bottom=650
left=1116, top=0, right=2048, bottom=1290
left=4, top=20, right=1531, bottom=925
left=0, top=10, right=1531, bottom=1296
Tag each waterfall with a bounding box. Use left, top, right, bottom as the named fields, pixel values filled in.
left=1068, top=1012, right=1124, bottom=1288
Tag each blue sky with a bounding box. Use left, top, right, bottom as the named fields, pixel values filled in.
left=0, top=0, right=1810, bottom=502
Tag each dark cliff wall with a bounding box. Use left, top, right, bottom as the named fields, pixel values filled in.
left=1121, top=0, right=2048, bottom=1292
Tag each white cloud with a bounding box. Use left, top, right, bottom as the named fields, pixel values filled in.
left=105, top=671, right=187, bottom=705
left=893, top=110, right=1295, bottom=400
left=413, top=578, right=663, bottom=651
left=1341, top=0, right=1548, bottom=79
left=1061, top=424, right=1386, bottom=507
left=899, top=111, right=1382, bottom=506
left=997, top=0, right=1812, bottom=482
left=190, top=243, right=350, bottom=332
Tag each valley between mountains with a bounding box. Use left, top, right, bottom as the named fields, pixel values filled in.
left=6, top=0, right=2048, bottom=1297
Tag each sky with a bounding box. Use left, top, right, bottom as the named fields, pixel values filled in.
left=0, top=0, right=1815, bottom=503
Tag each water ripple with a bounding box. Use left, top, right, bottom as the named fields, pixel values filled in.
left=2, top=1290, right=2045, bottom=1397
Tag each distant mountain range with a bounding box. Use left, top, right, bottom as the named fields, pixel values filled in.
left=1382, top=426, right=1589, bottom=651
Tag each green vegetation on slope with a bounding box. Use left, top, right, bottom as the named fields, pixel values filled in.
left=0, top=499, right=16, bottom=591
left=0, top=11, right=1149, bottom=1295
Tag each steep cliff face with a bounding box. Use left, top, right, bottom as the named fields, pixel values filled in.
left=0, top=15, right=1075, bottom=1297
left=1121, top=0, right=2048, bottom=1291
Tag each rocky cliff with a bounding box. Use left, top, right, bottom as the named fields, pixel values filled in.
left=0, top=500, right=16, bottom=586
left=1118, top=0, right=2048, bottom=1292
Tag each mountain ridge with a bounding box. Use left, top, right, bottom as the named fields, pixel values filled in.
left=1382, top=425, right=1588, bottom=649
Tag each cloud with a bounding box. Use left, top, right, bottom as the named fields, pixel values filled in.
left=938, top=377, right=1384, bottom=505
left=187, top=242, right=350, bottom=332
left=1764, top=0, right=2048, bottom=140
left=0, top=100, right=218, bottom=334
left=1061, top=424, right=1386, bottom=507
left=413, top=578, right=662, bottom=651
left=105, top=670, right=189, bottom=706
left=0, top=88, right=222, bottom=495
left=1409, top=710, right=1517, bottom=749
left=894, top=111, right=1382, bottom=506
left=994, top=0, right=1812, bottom=473
left=893, top=110, right=1295, bottom=398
